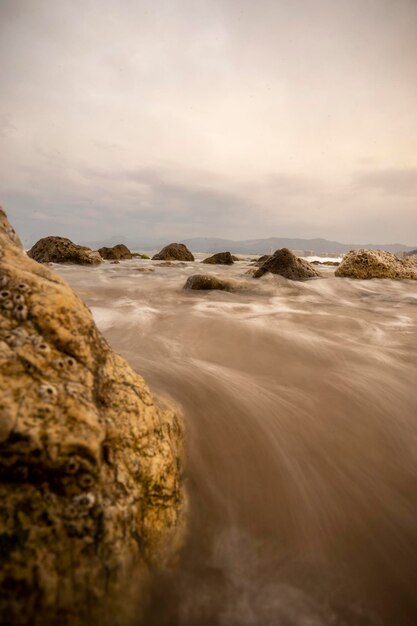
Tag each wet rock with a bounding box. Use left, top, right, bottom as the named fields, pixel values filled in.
left=152, top=243, right=194, bottom=262
left=156, top=261, right=186, bottom=267
left=335, top=249, right=417, bottom=280
left=231, top=255, right=240, bottom=262
left=135, top=267, right=155, bottom=273
left=132, top=252, right=150, bottom=259
left=184, top=274, right=233, bottom=291
left=28, top=236, right=102, bottom=265
left=202, top=252, right=234, bottom=265
left=311, top=260, right=340, bottom=266
left=0, top=209, right=186, bottom=625
left=256, top=254, right=270, bottom=265
left=254, top=248, right=320, bottom=280
left=98, top=244, right=132, bottom=260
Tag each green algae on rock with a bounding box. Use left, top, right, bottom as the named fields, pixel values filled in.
left=0, top=208, right=187, bottom=625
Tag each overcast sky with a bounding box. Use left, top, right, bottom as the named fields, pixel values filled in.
left=1, top=0, right=417, bottom=245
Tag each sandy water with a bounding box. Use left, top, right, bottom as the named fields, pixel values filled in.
left=55, top=256, right=417, bottom=626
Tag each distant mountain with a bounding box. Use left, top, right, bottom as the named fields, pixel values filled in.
left=179, top=237, right=417, bottom=255
left=81, top=235, right=417, bottom=255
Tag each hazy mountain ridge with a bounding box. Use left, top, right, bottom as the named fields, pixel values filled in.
left=83, top=236, right=417, bottom=255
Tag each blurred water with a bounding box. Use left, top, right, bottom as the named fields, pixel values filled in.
left=56, top=256, right=417, bottom=626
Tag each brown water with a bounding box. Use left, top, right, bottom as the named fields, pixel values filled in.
left=56, top=257, right=417, bottom=626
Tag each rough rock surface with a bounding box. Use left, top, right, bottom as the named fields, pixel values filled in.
left=98, top=244, right=132, bottom=260
left=202, top=251, right=234, bottom=265
left=254, top=248, right=320, bottom=280
left=152, top=243, right=194, bottom=262
left=28, top=236, right=102, bottom=265
left=0, top=210, right=186, bottom=625
left=335, top=249, right=417, bottom=280
left=184, top=274, right=233, bottom=291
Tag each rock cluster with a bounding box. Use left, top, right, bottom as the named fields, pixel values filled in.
left=98, top=244, right=132, bottom=260
left=336, top=249, right=417, bottom=280
left=202, top=252, right=234, bottom=265
left=28, top=236, right=101, bottom=265
left=152, top=243, right=194, bottom=262
left=254, top=248, right=320, bottom=280
left=0, top=209, right=186, bottom=625
left=184, top=274, right=233, bottom=291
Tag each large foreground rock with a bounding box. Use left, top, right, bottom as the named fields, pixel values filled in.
left=336, top=249, right=417, bottom=280
left=0, top=209, right=186, bottom=625
left=254, top=248, right=320, bottom=280
left=28, top=236, right=101, bottom=265
left=184, top=274, right=233, bottom=291
left=152, top=243, right=194, bottom=262
left=202, top=251, right=234, bottom=265
left=98, top=244, right=132, bottom=260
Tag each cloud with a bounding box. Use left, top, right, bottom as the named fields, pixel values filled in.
left=355, top=168, right=417, bottom=197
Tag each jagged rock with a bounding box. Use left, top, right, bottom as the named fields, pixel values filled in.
left=335, top=249, right=417, bottom=280
left=184, top=274, right=233, bottom=291
left=98, top=244, right=132, bottom=260
left=28, top=237, right=102, bottom=265
left=152, top=244, right=194, bottom=262
left=256, top=254, right=270, bottom=265
left=0, top=209, right=186, bottom=625
left=202, top=252, right=234, bottom=265
left=254, top=248, right=320, bottom=280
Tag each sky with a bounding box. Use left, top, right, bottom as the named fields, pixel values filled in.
left=1, top=0, right=417, bottom=246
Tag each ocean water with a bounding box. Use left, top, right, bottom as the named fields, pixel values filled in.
left=55, top=256, right=417, bottom=626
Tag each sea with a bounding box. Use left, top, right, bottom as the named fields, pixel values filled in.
left=54, top=253, right=417, bottom=626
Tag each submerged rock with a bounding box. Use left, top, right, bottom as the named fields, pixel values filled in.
left=336, top=249, right=417, bottom=280
left=98, top=244, right=132, bottom=260
left=28, top=236, right=101, bottom=265
left=0, top=209, right=186, bottom=625
left=152, top=243, right=194, bottom=262
left=254, top=248, right=320, bottom=280
left=132, top=252, right=150, bottom=259
left=184, top=274, right=233, bottom=291
left=202, top=251, right=234, bottom=265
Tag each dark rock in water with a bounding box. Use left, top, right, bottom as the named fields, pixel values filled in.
left=184, top=274, right=233, bottom=291
left=311, top=260, right=340, bottom=266
left=336, top=249, right=417, bottom=280
left=98, top=244, right=132, bottom=260
left=256, top=254, right=270, bottom=265
left=28, top=236, right=102, bottom=265
left=254, top=248, right=320, bottom=280
left=202, top=251, right=234, bottom=265
left=232, top=255, right=240, bottom=261
left=0, top=208, right=186, bottom=625
left=110, top=260, right=120, bottom=264
left=152, top=243, right=194, bottom=262
left=132, top=252, right=150, bottom=259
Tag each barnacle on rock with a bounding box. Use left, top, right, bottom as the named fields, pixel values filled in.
left=0, top=289, right=11, bottom=300
left=1, top=299, right=13, bottom=310
left=16, top=282, right=30, bottom=293
left=0, top=276, right=9, bottom=288
left=66, top=457, right=80, bottom=474
left=13, top=293, right=25, bottom=304
left=77, top=473, right=96, bottom=490
left=13, top=303, right=28, bottom=321
left=38, top=383, right=58, bottom=402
